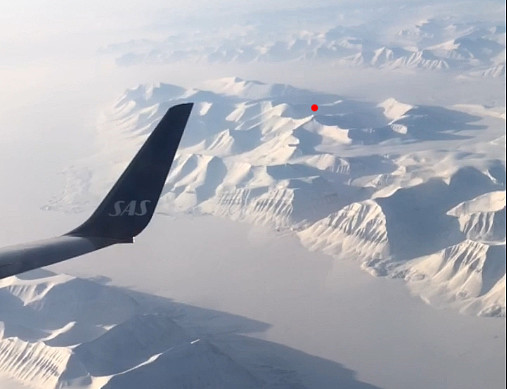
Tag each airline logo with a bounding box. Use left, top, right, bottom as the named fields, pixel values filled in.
left=109, top=200, right=152, bottom=216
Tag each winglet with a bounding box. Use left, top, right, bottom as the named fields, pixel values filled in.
left=67, top=103, right=193, bottom=241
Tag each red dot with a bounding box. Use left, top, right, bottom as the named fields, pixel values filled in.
left=311, top=104, right=319, bottom=112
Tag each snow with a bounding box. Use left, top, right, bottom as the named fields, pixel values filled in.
left=104, top=7, right=506, bottom=78
left=378, top=98, right=413, bottom=121
left=402, top=240, right=506, bottom=316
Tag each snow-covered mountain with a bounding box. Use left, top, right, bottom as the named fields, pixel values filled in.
left=104, top=16, right=506, bottom=78
left=0, top=270, right=377, bottom=389
left=47, top=77, right=506, bottom=317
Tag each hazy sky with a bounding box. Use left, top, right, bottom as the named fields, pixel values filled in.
left=1, top=0, right=504, bottom=114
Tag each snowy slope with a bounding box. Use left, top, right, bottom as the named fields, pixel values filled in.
left=47, top=77, right=506, bottom=317
left=0, top=271, right=378, bottom=389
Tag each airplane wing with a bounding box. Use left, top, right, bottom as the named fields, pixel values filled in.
left=0, top=103, right=193, bottom=280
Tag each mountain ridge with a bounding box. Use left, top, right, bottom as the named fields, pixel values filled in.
left=46, top=77, right=506, bottom=317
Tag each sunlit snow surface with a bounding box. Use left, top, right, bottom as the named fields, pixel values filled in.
left=46, top=77, right=506, bottom=318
